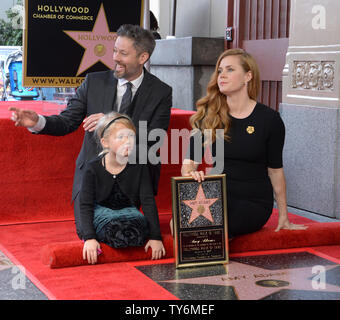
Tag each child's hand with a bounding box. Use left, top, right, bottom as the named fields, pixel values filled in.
left=83, top=239, right=101, bottom=264
left=144, top=240, right=166, bottom=260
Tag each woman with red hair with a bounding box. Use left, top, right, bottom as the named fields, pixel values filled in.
left=179, top=49, right=307, bottom=238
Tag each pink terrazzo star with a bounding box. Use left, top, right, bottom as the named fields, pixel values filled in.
left=63, top=4, right=116, bottom=76
left=182, top=184, right=218, bottom=224
left=161, top=261, right=340, bottom=300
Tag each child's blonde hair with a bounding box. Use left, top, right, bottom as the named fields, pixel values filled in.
left=94, top=112, right=136, bottom=156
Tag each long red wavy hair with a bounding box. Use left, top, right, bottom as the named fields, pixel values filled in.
left=190, top=49, right=260, bottom=143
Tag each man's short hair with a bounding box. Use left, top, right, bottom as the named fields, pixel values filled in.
left=116, top=24, right=156, bottom=58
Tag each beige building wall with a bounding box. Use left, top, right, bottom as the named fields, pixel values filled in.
left=280, top=0, right=340, bottom=219
left=282, top=0, right=340, bottom=107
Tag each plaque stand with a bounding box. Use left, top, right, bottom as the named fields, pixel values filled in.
left=171, top=175, right=228, bottom=268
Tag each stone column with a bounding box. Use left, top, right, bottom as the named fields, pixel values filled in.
left=281, top=0, right=340, bottom=218
left=150, top=37, right=224, bottom=110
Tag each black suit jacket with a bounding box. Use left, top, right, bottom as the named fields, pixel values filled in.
left=39, top=68, right=172, bottom=200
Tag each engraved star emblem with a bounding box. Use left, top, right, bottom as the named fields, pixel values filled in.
left=182, top=184, right=218, bottom=224
left=0, top=252, right=13, bottom=271
left=63, top=4, right=116, bottom=76
left=160, top=261, right=340, bottom=300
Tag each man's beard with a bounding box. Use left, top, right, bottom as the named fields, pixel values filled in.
left=113, top=66, right=124, bottom=79
left=113, top=63, right=142, bottom=81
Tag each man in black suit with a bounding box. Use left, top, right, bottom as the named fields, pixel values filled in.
left=9, top=24, right=172, bottom=239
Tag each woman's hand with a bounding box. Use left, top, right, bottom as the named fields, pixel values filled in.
left=185, top=170, right=205, bottom=183
left=83, top=239, right=101, bottom=264
left=145, top=240, right=166, bottom=260
left=169, top=218, right=174, bottom=236
left=181, top=159, right=204, bottom=182
left=275, top=215, right=308, bottom=232
left=267, top=167, right=308, bottom=233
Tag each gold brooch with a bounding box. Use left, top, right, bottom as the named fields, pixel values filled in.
left=246, top=126, right=255, bottom=134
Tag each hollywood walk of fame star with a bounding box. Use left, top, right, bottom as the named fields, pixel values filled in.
left=0, top=251, right=13, bottom=272
left=63, top=4, right=116, bottom=76
left=182, top=184, right=218, bottom=224
left=160, top=261, right=340, bottom=300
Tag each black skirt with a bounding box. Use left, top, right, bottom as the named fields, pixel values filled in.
left=226, top=177, right=274, bottom=237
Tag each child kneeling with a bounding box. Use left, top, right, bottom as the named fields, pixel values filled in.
left=80, top=112, right=165, bottom=264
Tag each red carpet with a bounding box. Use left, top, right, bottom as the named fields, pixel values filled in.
left=0, top=102, right=193, bottom=224
left=40, top=211, right=340, bottom=268
left=0, top=215, right=339, bottom=299
left=1, top=101, right=340, bottom=299
left=40, top=215, right=174, bottom=268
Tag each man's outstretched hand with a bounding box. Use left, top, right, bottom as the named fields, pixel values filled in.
left=9, top=107, right=39, bottom=128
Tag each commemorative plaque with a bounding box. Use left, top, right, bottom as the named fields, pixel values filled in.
left=171, top=175, right=228, bottom=268
left=23, top=0, right=143, bottom=87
